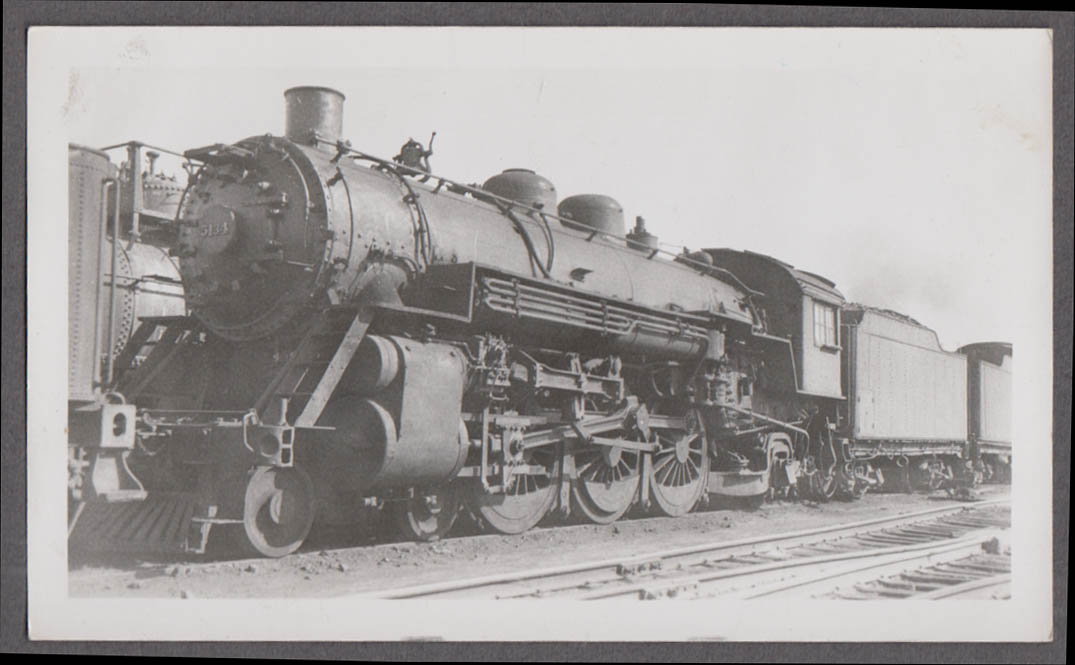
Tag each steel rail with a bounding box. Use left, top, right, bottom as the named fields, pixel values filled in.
left=735, top=541, right=1010, bottom=601
left=916, top=573, right=1011, bottom=599
left=360, top=498, right=1008, bottom=599
left=710, top=534, right=1001, bottom=601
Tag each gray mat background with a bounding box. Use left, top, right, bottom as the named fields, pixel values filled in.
left=3, top=3, right=1070, bottom=661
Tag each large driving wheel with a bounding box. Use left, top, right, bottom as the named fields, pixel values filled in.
left=571, top=440, right=642, bottom=524
left=647, top=412, right=709, bottom=517
left=465, top=449, right=556, bottom=535
left=241, top=466, right=315, bottom=558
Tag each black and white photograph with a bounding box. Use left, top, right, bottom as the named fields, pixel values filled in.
left=20, top=19, right=1060, bottom=645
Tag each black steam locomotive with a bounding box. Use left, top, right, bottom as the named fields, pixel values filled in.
left=68, top=87, right=1012, bottom=558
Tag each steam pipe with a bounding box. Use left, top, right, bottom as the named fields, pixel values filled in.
left=126, top=142, right=142, bottom=249
left=92, top=177, right=118, bottom=391
left=105, top=179, right=122, bottom=387
left=720, top=403, right=811, bottom=442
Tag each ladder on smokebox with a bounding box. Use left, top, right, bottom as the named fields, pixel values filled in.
left=255, top=305, right=373, bottom=429
left=111, top=315, right=199, bottom=400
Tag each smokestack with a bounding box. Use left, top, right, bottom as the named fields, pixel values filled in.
left=284, top=86, right=345, bottom=145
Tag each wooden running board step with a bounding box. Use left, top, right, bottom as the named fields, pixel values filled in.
left=68, top=493, right=198, bottom=554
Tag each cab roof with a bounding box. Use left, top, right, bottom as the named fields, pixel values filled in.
left=706, top=248, right=845, bottom=304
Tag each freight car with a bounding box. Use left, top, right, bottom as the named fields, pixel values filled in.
left=677, top=254, right=1002, bottom=496
left=67, top=142, right=187, bottom=528
left=839, top=304, right=980, bottom=492
left=66, top=86, right=1007, bottom=558
left=959, top=342, right=1013, bottom=483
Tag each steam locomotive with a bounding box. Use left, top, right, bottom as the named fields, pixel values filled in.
left=67, top=141, right=186, bottom=520
left=67, top=87, right=1012, bottom=558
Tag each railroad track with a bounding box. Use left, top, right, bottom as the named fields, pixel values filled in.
left=810, top=551, right=1012, bottom=600
left=364, top=499, right=1010, bottom=600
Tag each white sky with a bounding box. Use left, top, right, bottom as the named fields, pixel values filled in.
left=60, top=28, right=1052, bottom=349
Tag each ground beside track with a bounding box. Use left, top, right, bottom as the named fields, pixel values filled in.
left=67, top=486, right=1010, bottom=599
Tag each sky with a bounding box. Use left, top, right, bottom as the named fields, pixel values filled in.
left=57, top=27, right=1053, bottom=350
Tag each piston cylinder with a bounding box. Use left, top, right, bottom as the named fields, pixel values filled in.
left=317, top=337, right=469, bottom=489
left=340, top=335, right=401, bottom=395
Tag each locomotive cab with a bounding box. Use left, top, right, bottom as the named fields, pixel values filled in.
left=703, top=249, right=846, bottom=400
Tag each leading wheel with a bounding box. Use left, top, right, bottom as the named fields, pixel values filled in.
left=394, top=485, right=460, bottom=542
left=241, top=466, right=315, bottom=558
left=571, top=440, right=642, bottom=524
left=647, top=412, right=709, bottom=517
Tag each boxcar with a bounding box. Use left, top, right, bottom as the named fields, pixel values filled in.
left=840, top=305, right=969, bottom=489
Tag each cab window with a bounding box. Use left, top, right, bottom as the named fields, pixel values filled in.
left=813, top=301, right=838, bottom=348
